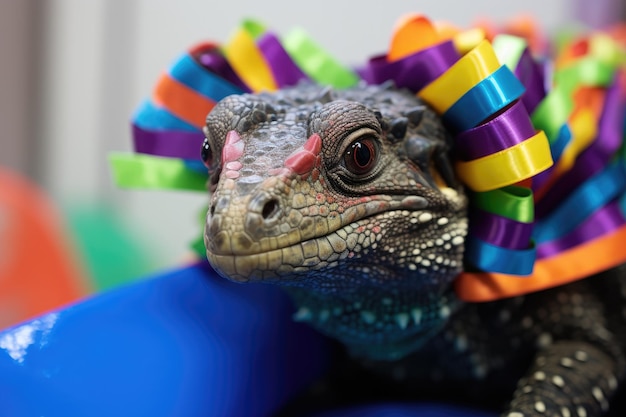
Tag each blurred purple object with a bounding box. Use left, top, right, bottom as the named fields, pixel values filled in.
left=573, top=0, right=625, bottom=28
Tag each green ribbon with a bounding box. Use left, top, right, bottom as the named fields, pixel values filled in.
left=492, top=34, right=527, bottom=72
left=531, top=85, right=573, bottom=144
left=282, top=28, right=360, bottom=89
left=470, top=185, right=534, bottom=222
left=554, top=57, right=616, bottom=93
left=191, top=206, right=208, bottom=257
left=240, top=18, right=266, bottom=39
left=532, top=50, right=618, bottom=146
left=589, top=33, right=626, bottom=67
left=109, top=153, right=208, bottom=191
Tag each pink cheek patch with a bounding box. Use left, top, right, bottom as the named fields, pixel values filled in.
left=284, top=134, right=322, bottom=175
left=221, top=130, right=245, bottom=179
left=268, top=167, right=291, bottom=176
left=221, top=130, right=245, bottom=164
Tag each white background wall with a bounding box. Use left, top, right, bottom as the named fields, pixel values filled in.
left=5, top=0, right=619, bottom=270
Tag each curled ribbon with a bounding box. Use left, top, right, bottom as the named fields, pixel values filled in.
left=419, top=40, right=501, bottom=114
left=441, top=65, right=526, bottom=132
left=454, top=100, right=536, bottom=160
left=222, top=20, right=278, bottom=92
left=112, top=16, right=626, bottom=303
left=282, top=28, right=360, bottom=89
left=455, top=130, right=552, bottom=192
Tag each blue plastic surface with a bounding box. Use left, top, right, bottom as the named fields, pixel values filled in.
left=0, top=262, right=329, bottom=417
left=0, top=262, right=496, bottom=417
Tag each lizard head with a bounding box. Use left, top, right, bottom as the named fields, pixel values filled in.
left=203, top=84, right=468, bottom=359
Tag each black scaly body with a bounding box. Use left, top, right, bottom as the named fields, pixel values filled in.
left=202, top=83, right=626, bottom=416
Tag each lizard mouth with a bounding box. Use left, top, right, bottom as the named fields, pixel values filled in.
left=206, top=201, right=466, bottom=284
left=206, top=212, right=393, bottom=283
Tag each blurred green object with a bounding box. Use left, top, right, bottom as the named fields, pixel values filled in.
left=64, top=204, right=158, bottom=291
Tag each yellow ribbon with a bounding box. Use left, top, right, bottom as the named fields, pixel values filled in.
left=418, top=40, right=501, bottom=114
left=453, top=28, right=487, bottom=55
left=222, top=20, right=278, bottom=93
left=557, top=108, right=598, bottom=173
left=455, top=131, right=553, bottom=192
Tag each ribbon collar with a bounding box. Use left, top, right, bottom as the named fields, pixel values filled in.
left=111, top=15, right=626, bottom=302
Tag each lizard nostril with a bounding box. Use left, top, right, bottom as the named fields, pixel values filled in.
left=261, top=199, right=280, bottom=220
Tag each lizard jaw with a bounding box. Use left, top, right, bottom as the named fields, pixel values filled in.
left=205, top=206, right=467, bottom=286
left=206, top=215, right=376, bottom=283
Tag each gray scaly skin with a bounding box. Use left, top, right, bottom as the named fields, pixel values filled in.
left=202, top=83, right=626, bottom=416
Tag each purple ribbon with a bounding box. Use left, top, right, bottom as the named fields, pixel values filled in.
left=454, top=99, right=536, bottom=161
left=192, top=45, right=251, bottom=92
left=257, top=32, right=309, bottom=88
left=469, top=209, right=533, bottom=250
left=364, top=41, right=460, bottom=93
left=530, top=124, right=572, bottom=191
left=536, top=75, right=625, bottom=218
left=133, top=124, right=205, bottom=160
left=536, top=200, right=626, bottom=258
left=355, top=64, right=375, bottom=84
left=515, top=49, right=547, bottom=114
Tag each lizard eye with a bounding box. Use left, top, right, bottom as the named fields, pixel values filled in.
left=344, top=137, right=378, bottom=176
left=201, top=137, right=213, bottom=168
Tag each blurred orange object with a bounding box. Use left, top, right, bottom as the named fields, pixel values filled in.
left=0, top=166, right=89, bottom=329
left=388, top=14, right=441, bottom=61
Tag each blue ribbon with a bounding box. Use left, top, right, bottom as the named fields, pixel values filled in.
left=134, top=53, right=245, bottom=133
left=442, top=65, right=526, bottom=133
left=184, top=160, right=209, bottom=173
left=465, top=235, right=536, bottom=275
left=133, top=100, right=198, bottom=131
left=530, top=124, right=572, bottom=191
left=534, top=161, right=626, bottom=243
left=550, top=124, right=572, bottom=161
left=169, top=53, right=244, bottom=102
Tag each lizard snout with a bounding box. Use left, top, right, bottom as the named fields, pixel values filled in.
left=205, top=175, right=292, bottom=256
left=204, top=182, right=302, bottom=282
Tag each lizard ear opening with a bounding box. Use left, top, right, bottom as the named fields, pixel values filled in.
left=432, top=148, right=458, bottom=189
left=404, top=136, right=457, bottom=190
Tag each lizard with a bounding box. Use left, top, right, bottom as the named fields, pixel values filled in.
left=200, top=82, right=626, bottom=417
